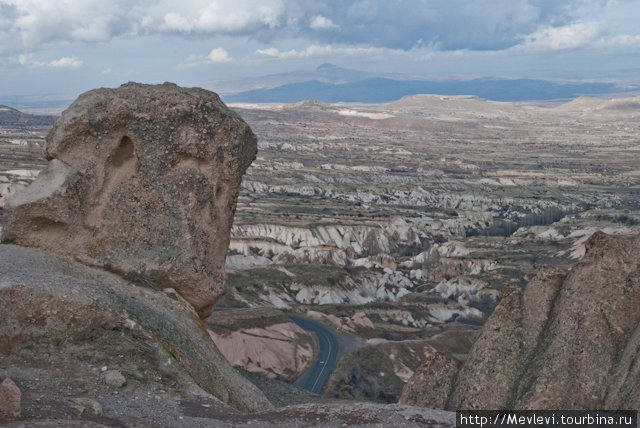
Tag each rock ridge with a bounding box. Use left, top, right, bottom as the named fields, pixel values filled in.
left=401, top=232, right=640, bottom=410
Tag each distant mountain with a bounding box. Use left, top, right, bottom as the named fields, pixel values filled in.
left=555, top=95, right=640, bottom=112
left=223, top=76, right=624, bottom=103
left=208, top=63, right=432, bottom=95
left=0, top=105, right=57, bottom=126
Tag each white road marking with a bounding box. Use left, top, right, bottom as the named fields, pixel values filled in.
left=311, top=331, right=332, bottom=393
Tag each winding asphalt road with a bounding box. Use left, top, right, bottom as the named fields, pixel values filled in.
left=289, top=315, right=339, bottom=395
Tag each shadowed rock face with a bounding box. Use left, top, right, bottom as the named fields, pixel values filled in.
left=400, top=232, right=640, bottom=410
left=2, top=82, right=257, bottom=318
left=398, top=351, right=460, bottom=409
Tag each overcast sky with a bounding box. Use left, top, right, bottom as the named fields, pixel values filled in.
left=1, top=0, right=639, bottom=101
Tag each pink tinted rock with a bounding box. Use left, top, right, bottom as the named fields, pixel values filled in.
left=0, top=377, right=21, bottom=418
left=103, top=370, right=126, bottom=387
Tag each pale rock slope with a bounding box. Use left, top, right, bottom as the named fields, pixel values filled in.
left=206, top=308, right=316, bottom=382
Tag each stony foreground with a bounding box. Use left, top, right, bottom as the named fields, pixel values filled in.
left=0, top=244, right=272, bottom=417
left=0, top=243, right=460, bottom=426
left=2, top=403, right=455, bottom=427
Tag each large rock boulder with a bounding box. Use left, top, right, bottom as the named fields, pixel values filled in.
left=401, top=232, right=640, bottom=410
left=2, top=82, right=256, bottom=318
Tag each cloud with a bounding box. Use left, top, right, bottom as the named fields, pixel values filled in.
left=1, top=0, right=287, bottom=49
left=156, top=0, right=284, bottom=33
left=309, top=15, right=338, bottom=30
left=518, top=20, right=640, bottom=52
left=601, top=33, right=640, bottom=47
left=256, top=44, right=403, bottom=59
left=0, top=0, right=633, bottom=54
left=18, top=53, right=83, bottom=68
left=182, top=47, right=232, bottom=67
left=206, top=47, right=231, bottom=63
left=49, top=55, right=83, bottom=67
left=257, top=45, right=332, bottom=58
left=522, top=22, right=603, bottom=50
left=7, top=0, right=127, bottom=47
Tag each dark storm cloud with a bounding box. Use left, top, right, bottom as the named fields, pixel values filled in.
left=293, top=0, right=602, bottom=51
left=0, top=0, right=615, bottom=52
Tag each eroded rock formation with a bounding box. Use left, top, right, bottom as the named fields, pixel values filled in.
left=206, top=307, right=316, bottom=382
left=401, top=232, right=640, bottom=410
left=398, top=352, right=460, bottom=409
left=0, top=244, right=272, bottom=413
left=2, top=82, right=256, bottom=318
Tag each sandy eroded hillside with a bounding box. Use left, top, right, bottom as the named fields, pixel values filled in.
left=2, top=94, right=639, bottom=403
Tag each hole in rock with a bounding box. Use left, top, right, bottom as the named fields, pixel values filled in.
left=110, top=136, right=135, bottom=168
left=215, top=182, right=223, bottom=199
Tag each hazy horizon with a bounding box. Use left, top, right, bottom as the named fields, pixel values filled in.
left=1, top=0, right=640, bottom=104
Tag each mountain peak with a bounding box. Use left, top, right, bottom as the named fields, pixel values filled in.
left=317, top=62, right=338, bottom=71
left=0, top=105, right=57, bottom=126
left=0, top=105, right=19, bottom=112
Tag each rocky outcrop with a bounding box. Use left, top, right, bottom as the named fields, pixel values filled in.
left=431, top=276, right=499, bottom=306
left=0, top=244, right=272, bottom=413
left=448, top=268, right=566, bottom=409
left=325, top=340, right=438, bottom=404
left=0, top=378, right=21, bottom=418
left=398, top=352, right=460, bottom=409
left=306, top=310, right=375, bottom=334
left=2, top=82, right=256, bottom=318
left=230, top=219, right=419, bottom=264
left=401, top=232, right=640, bottom=410
left=225, top=265, right=416, bottom=309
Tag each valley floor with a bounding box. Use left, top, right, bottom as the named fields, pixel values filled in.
left=1, top=94, right=639, bottom=405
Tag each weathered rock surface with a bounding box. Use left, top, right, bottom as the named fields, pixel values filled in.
left=0, top=244, right=272, bottom=413
left=447, top=267, right=566, bottom=409
left=70, top=398, right=103, bottom=416
left=2, top=82, right=257, bottom=318
left=102, top=370, right=126, bottom=388
left=398, top=352, right=460, bottom=409
left=402, top=232, right=640, bottom=410
left=325, top=340, right=438, bottom=404
left=0, top=378, right=21, bottom=418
